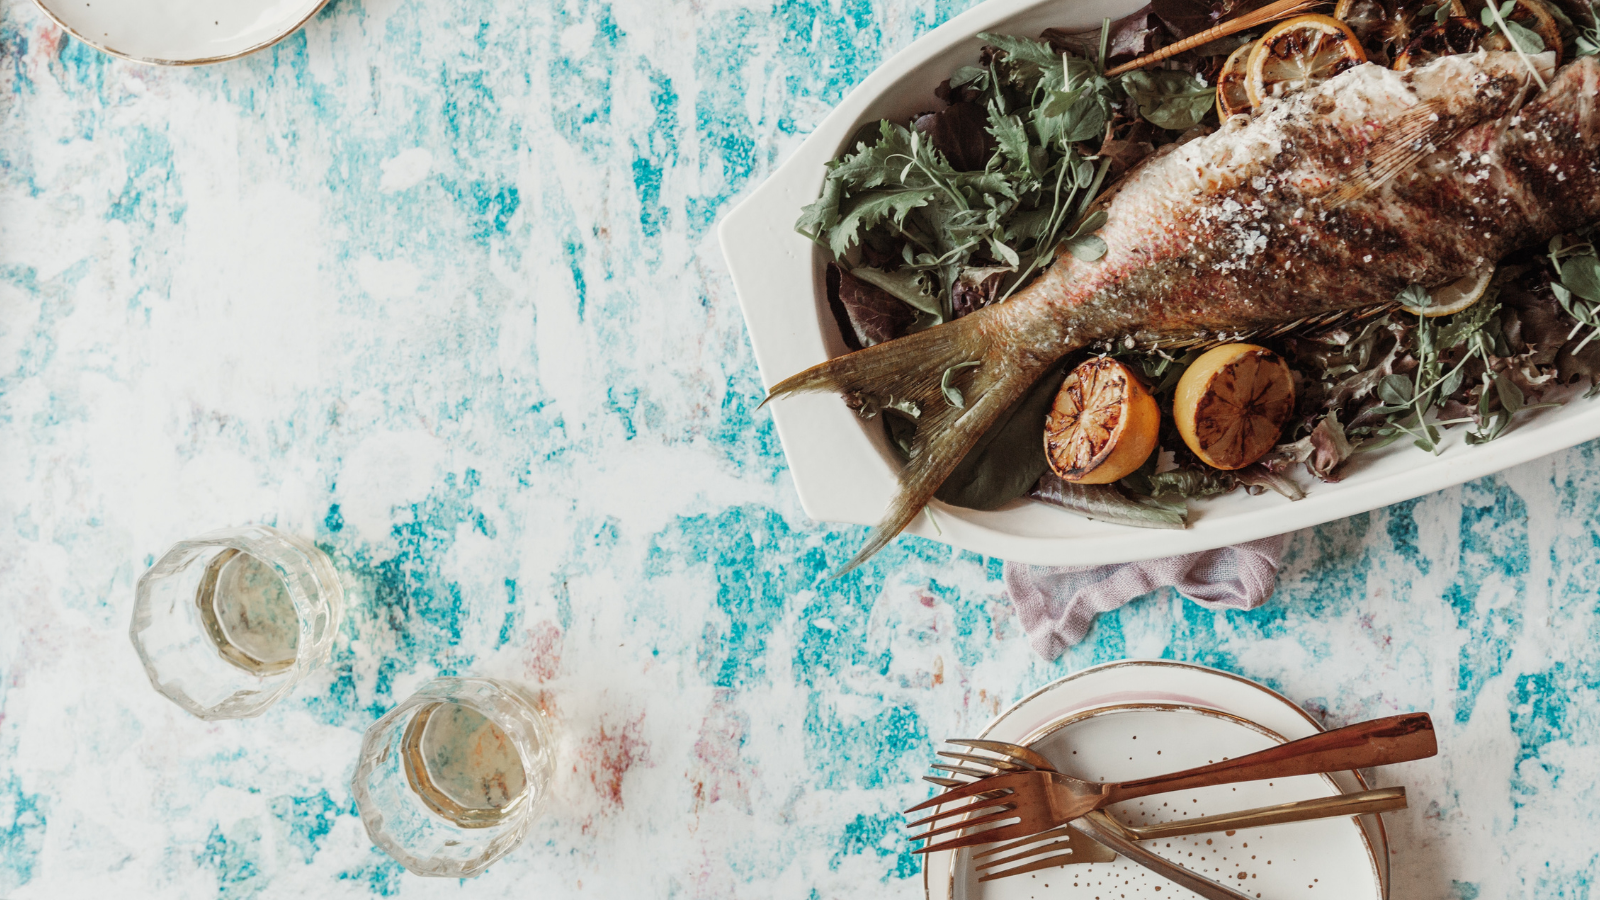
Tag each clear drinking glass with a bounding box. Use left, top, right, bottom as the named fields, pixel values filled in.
left=352, top=677, right=556, bottom=877
left=130, top=525, right=344, bottom=719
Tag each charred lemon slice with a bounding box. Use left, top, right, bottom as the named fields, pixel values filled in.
left=1336, top=0, right=1431, bottom=63
left=1216, top=41, right=1257, bottom=119
left=1174, top=344, right=1296, bottom=471
left=1392, top=16, right=1487, bottom=69
left=1400, top=264, right=1495, bottom=316
left=1246, top=15, right=1368, bottom=109
left=1044, top=358, right=1161, bottom=485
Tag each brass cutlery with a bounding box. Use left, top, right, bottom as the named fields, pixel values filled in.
left=905, top=712, right=1434, bottom=855
left=906, top=713, right=1433, bottom=898
left=974, top=787, right=1408, bottom=879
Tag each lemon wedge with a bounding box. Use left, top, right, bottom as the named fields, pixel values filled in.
left=1175, top=344, right=1296, bottom=471
left=1401, top=265, right=1494, bottom=317
left=1045, top=358, right=1162, bottom=485
left=1246, top=14, right=1368, bottom=109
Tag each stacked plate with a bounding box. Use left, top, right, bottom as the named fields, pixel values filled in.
left=33, top=0, right=328, bottom=65
left=926, top=661, right=1389, bottom=900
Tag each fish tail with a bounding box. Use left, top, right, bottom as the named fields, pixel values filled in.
left=766, top=305, right=1074, bottom=573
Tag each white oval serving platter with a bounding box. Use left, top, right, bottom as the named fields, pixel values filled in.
left=716, top=0, right=1600, bottom=565
left=34, top=0, right=328, bottom=66
left=922, top=660, right=1394, bottom=900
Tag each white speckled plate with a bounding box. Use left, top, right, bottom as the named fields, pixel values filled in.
left=33, top=0, right=328, bottom=65
left=923, top=660, right=1394, bottom=900
left=718, top=0, right=1600, bottom=566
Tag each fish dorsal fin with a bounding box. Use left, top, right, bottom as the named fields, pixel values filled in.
left=1319, top=100, right=1460, bottom=209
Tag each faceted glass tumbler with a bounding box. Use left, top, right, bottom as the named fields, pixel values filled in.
left=130, top=525, right=344, bottom=719
left=353, top=677, right=556, bottom=878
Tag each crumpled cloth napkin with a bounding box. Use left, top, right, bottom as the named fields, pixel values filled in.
left=1003, top=535, right=1289, bottom=660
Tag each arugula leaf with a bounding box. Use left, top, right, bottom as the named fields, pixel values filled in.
left=850, top=266, right=944, bottom=322
left=1378, top=373, right=1414, bottom=406
left=1035, top=88, right=1109, bottom=145
left=1395, top=283, right=1432, bottom=309
left=977, top=32, right=1063, bottom=82
left=1496, top=15, right=1547, bottom=52
left=1066, top=235, right=1109, bottom=261
left=987, top=107, right=1034, bottom=173
left=1123, top=466, right=1237, bottom=499
left=1031, top=475, right=1189, bottom=528
left=828, top=264, right=918, bottom=347
left=1560, top=256, right=1600, bottom=302
left=829, top=189, right=937, bottom=255
left=936, top=367, right=1068, bottom=509
left=1120, top=70, right=1215, bottom=132
left=941, top=360, right=983, bottom=408
left=949, top=65, right=987, bottom=91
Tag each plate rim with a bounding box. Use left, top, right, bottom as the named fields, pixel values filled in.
left=30, top=0, right=331, bottom=66
left=921, top=660, right=1393, bottom=900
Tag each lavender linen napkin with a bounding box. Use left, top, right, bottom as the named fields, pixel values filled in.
left=1003, top=535, right=1289, bottom=660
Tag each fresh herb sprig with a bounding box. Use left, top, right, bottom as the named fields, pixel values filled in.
left=1548, top=228, right=1600, bottom=354
left=798, top=20, right=1224, bottom=328
left=1573, top=0, right=1600, bottom=55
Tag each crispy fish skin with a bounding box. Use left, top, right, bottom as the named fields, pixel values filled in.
left=770, top=53, right=1600, bottom=571
left=1018, top=52, right=1600, bottom=346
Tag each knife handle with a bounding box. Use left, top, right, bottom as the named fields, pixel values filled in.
left=1074, top=810, right=1257, bottom=900
left=1108, top=713, right=1435, bottom=802
left=1123, top=786, right=1408, bottom=841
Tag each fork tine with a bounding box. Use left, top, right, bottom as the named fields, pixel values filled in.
left=947, top=739, right=1049, bottom=770
left=912, top=817, right=1028, bottom=855
left=977, top=853, right=1081, bottom=881
left=971, top=824, right=1077, bottom=861
left=903, top=773, right=1019, bottom=813
left=904, top=798, right=1011, bottom=830
left=922, top=775, right=967, bottom=788
left=930, top=763, right=1001, bottom=779
left=936, top=750, right=1031, bottom=771
left=974, top=835, right=1080, bottom=870
left=909, top=807, right=1019, bottom=843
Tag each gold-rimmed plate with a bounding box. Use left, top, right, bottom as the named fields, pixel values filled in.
left=924, top=661, right=1395, bottom=900
left=33, top=0, right=329, bottom=66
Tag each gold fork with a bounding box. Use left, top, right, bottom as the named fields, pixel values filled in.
left=972, top=786, right=1407, bottom=879
left=932, top=738, right=1408, bottom=877
left=905, top=711, right=1434, bottom=855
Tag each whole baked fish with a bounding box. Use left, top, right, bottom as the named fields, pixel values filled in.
left=769, top=51, right=1600, bottom=570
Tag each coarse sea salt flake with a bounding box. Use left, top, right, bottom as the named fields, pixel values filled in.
left=1363, top=254, right=1373, bottom=262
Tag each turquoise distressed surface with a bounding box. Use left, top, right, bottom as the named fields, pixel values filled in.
left=0, top=0, right=1597, bottom=896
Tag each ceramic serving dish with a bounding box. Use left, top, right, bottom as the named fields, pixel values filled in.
left=33, top=0, right=328, bottom=65
left=717, top=0, right=1600, bottom=566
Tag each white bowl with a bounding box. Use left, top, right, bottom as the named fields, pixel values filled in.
left=33, top=0, right=328, bottom=66
left=717, top=0, right=1600, bottom=565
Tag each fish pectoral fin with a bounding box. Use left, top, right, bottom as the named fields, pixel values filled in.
left=1319, top=100, right=1470, bottom=209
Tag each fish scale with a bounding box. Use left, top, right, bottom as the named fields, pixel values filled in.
left=769, top=52, right=1600, bottom=572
